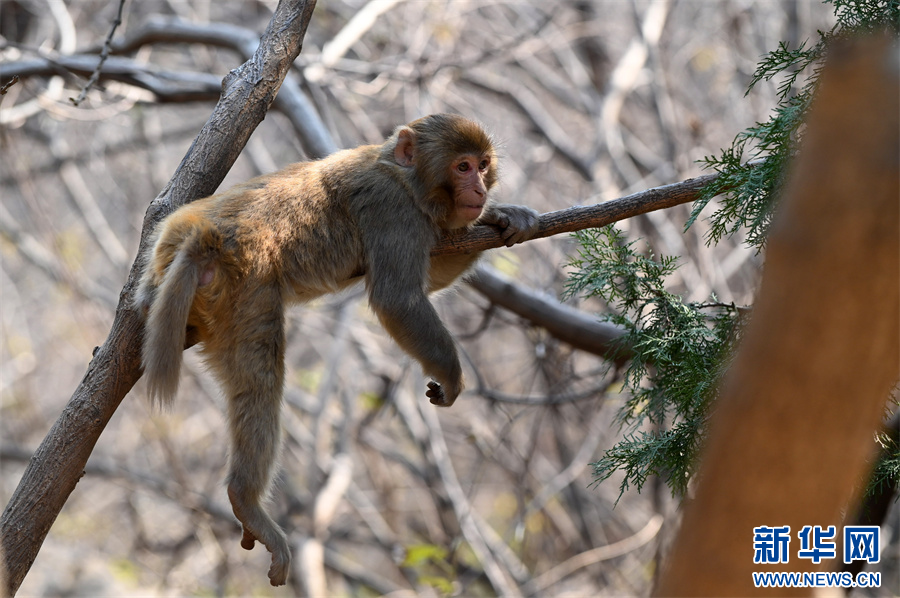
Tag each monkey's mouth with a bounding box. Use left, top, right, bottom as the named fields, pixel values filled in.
left=460, top=204, right=485, bottom=218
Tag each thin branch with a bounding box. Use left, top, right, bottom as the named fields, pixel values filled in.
left=3, top=15, right=336, bottom=158
left=0, top=76, right=19, bottom=94
left=0, top=446, right=237, bottom=525
left=0, top=202, right=117, bottom=308
left=321, top=0, right=404, bottom=67
left=416, top=396, right=524, bottom=596
left=97, top=15, right=259, bottom=55
left=524, top=407, right=610, bottom=521
left=70, top=0, right=127, bottom=105
left=528, top=515, right=664, bottom=594
left=433, top=170, right=723, bottom=256
left=462, top=69, right=595, bottom=181
left=322, top=544, right=405, bottom=594
left=475, top=382, right=612, bottom=406
left=1, top=54, right=222, bottom=102
left=102, top=15, right=337, bottom=158
left=468, top=266, right=628, bottom=361
left=57, top=152, right=130, bottom=267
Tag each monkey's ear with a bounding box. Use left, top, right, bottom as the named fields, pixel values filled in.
left=394, top=128, right=415, bottom=167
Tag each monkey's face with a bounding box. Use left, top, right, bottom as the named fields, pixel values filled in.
left=446, top=153, right=494, bottom=228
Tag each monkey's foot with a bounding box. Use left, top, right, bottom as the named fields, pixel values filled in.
left=229, top=485, right=292, bottom=586
left=238, top=524, right=291, bottom=586
left=266, top=547, right=291, bottom=587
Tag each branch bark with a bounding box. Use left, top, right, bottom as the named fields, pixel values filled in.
left=1, top=55, right=223, bottom=102
left=0, top=2, right=317, bottom=594
left=104, top=15, right=337, bottom=158
left=434, top=170, right=721, bottom=256
left=469, top=266, right=628, bottom=362
left=1, top=15, right=336, bottom=159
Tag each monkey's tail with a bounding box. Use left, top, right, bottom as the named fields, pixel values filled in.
left=143, top=224, right=220, bottom=407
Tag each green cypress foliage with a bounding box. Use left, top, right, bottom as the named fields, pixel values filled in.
left=566, top=0, right=899, bottom=499
left=691, top=0, right=899, bottom=251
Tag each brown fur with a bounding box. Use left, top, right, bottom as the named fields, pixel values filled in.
left=135, top=113, right=538, bottom=586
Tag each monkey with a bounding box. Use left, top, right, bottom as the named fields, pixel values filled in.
left=135, top=113, right=539, bottom=586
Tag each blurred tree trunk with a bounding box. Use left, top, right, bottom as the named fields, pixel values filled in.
left=0, top=1, right=317, bottom=594
left=655, top=33, right=899, bottom=597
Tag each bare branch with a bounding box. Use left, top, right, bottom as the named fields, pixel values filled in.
left=434, top=170, right=722, bottom=256
left=98, top=16, right=259, bottom=55
left=1, top=54, right=222, bottom=102
left=528, top=515, right=664, bottom=593
left=415, top=395, right=524, bottom=596
left=462, top=70, right=595, bottom=181
left=0, top=75, right=19, bottom=94
left=102, top=15, right=337, bottom=158
left=469, top=266, right=627, bottom=361
left=69, top=0, right=127, bottom=105
left=3, top=15, right=336, bottom=159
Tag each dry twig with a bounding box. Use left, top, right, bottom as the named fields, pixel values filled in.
left=70, top=0, right=127, bottom=106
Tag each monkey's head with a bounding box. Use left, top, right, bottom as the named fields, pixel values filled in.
left=392, top=113, right=499, bottom=229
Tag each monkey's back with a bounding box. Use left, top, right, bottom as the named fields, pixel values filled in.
left=144, top=140, right=432, bottom=351
left=195, top=151, right=385, bottom=302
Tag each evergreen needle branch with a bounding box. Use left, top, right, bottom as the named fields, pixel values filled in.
left=433, top=171, right=727, bottom=256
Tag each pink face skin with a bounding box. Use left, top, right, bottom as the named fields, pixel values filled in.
left=448, top=153, right=491, bottom=228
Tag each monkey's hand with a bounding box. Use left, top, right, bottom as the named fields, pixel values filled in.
left=427, top=380, right=460, bottom=407
left=480, top=203, right=540, bottom=247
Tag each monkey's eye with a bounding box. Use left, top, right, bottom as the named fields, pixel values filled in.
left=457, top=162, right=470, bottom=173
left=479, top=159, right=489, bottom=171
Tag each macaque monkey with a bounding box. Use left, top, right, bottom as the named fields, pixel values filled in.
left=135, top=113, right=539, bottom=586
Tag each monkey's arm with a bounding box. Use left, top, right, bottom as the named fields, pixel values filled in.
left=363, top=217, right=464, bottom=406
left=479, top=203, right=540, bottom=247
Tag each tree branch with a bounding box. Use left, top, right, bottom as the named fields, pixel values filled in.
left=103, top=15, right=337, bottom=158
left=469, top=266, right=628, bottom=362
left=69, top=0, right=127, bottom=105
left=0, top=2, right=318, bottom=594
left=434, top=170, right=721, bottom=256
left=1, top=15, right=336, bottom=159
left=1, top=54, right=223, bottom=102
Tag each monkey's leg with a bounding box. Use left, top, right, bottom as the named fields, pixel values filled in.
left=211, top=294, right=291, bottom=587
